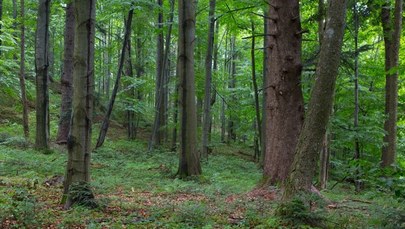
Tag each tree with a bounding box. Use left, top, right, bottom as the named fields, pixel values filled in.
left=284, top=0, right=348, bottom=199
left=202, top=0, right=216, bottom=159
left=19, top=0, right=29, bottom=139
left=149, top=0, right=166, bottom=150
left=177, top=0, right=201, bottom=177
left=63, top=0, right=96, bottom=209
left=263, top=0, right=304, bottom=184
left=96, top=8, right=134, bottom=149
left=381, top=0, right=403, bottom=167
left=56, top=2, right=74, bottom=144
left=35, top=0, right=51, bottom=150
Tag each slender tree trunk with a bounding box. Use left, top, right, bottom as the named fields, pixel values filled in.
left=284, top=0, right=348, bottom=199
left=381, top=0, right=403, bottom=167
left=162, top=0, right=174, bottom=142
left=133, top=35, right=144, bottom=138
left=171, top=82, right=179, bottom=151
left=18, top=0, right=29, bottom=139
left=251, top=20, right=261, bottom=160
left=56, top=3, right=74, bottom=144
left=261, top=10, right=269, bottom=165
left=150, top=0, right=165, bottom=150
left=353, top=2, right=362, bottom=192
left=96, top=9, right=134, bottom=149
left=227, top=36, right=237, bottom=142
left=202, top=0, right=216, bottom=159
left=125, top=32, right=135, bottom=139
left=35, top=0, right=51, bottom=150
left=263, top=0, right=304, bottom=184
left=177, top=0, right=201, bottom=177
left=63, top=0, right=96, bottom=209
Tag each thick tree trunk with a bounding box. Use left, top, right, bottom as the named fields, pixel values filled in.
left=283, top=0, right=348, bottom=199
left=381, top=0, right=403, bottom=167
left=64, top=0, right=96, bottom=209
left=18, top=0, right=29, bottom=139
left=35, top=0, right=51, bottom=150
left=177, top=0, right=201, bottom=177
left=96, top=9, right=134, bottom=149
left=263, top=0, right=304, bottom=184
left=56, top=3, right=74, bottom=144
left=202, top=0, right=216, bottom=159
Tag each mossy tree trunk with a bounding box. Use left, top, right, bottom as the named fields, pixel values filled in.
left=283, top=0, right=348, bottom=199
left=177, top=0, right=201, bottom=177
left=63, top=0, right=96, bottom=209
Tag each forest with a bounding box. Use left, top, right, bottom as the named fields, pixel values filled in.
left=0, top=0, right=404, bottom=228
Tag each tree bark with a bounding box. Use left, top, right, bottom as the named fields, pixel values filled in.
left=263, top=0, right=304, bottom=184
left=381, top=0, right=403, bottom=167
left=56, top=3, right=74, bottom=144
left=177, top=0, right=201, bottom=177
left=64, top=0, right=96, bottom=209
left=227, top=36, right=237, bottom=143
left=283, top=0, right=348, bottom=199
left=35, top=0, right=51, bottom=150
left=96, top=9, right=134, bottom=149
left=202, top=0, right=216, bottom=159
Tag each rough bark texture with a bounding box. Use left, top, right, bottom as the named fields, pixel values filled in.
left=35, top=0, right=51, bottom=150
left=284, top=0, right=347, bottom=199
left=263, top=0, right=304, bottom=184
left=381, top=0, right=403, bottom=167
left=19, top=0, right=29, bottom=139
left=56, top=3, right=74, bottom=144
left=96, top=9, right=133, bottom=149
left=202, top=0, right=216, bottom=159
left=177, top=0, right=201, bottom=177
left=64, top=0, right=96, bottom=209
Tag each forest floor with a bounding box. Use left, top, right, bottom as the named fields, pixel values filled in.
left=1, top=125, right=405, bottom=228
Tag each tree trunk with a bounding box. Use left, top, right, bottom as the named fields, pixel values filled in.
left=177, top=0, right=201, bottom=177
left=96, top=9, right=134, bottom=149
left=18, top=0, right=29, bottom=139
left=263, top=0, right=304, bottom=184
left=381, top=0, right=403, bottom=167
left=125, top=30, right=135, bottom=140
left=227, top=36, right=237, bottom=143
left=251, top=20, right=261, bottom=160
left=149, top=0, right=165, bottom=150
left=35, top=0, right=51, bottom=150
left=283, top=0, right=348, bottom=199
left=63, top=0, right=96, bottom=209
left=56, top=3, right=74, bottom=144
left=202, top=0, right=216, bottom=159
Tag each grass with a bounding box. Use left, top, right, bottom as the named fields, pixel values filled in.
left=0, top=124, right=405, bottom=228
